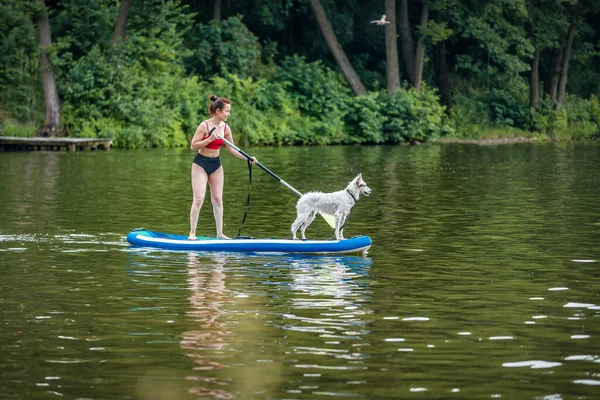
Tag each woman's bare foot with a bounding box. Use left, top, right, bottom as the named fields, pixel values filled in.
left=217, top=234, right=231, bottom=240
left=188, top=234, right=197, bottom=240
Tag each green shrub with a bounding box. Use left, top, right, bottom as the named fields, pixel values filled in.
left=527, top=96, right=599, bottom=140
left=186, top=16, right=262, bottom=79
left=564, top=95, right=600, bottom=139
left=449, top=93, right=493, bottom=138
left=1, top=122, right=37, bottom=137
left=0, top=0, right=42, bottom=123
left=345, top=86, right=453, bottom=144
left=486, top=89, right=529, bottom=128
left=344, top=92, right=386, bottom=143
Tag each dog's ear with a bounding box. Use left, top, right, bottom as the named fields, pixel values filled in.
left=355, top=173, right=362, bottom=183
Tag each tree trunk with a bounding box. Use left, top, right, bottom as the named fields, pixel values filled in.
left=398, top=0, right=416, bottom=85
left=112, top=0, right=131, bottom=45
left=213, top=0, right=221, bottom=22
left=526, top=23, right=540, bottom=109
left=309, top=0, right=366, bottom=96
left=433, top=41, right=452, bottom=111
left=557, top=23, right=575, bottom=106
left=34, top=0, right=61, bottom=137
left=545, top=42, right=564, bottom=104
left=384, top=0, right=400, bottom=92
left=413, top=3, right=429, bottom=90
left=529, top=48, right=540, bottom=109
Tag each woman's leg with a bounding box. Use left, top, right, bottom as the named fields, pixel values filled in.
left=189, top=164, right=208, bottom=240
left=207, top=166, right=229, bottom=239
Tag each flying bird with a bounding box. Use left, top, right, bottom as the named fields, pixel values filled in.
left=370, top=14, right=390, bottom=26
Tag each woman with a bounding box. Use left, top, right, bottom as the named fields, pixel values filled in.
left=188, top=94, right=256, bottom=240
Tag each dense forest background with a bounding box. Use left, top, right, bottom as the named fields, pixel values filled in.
left=1, top=0, right=599, bottom=147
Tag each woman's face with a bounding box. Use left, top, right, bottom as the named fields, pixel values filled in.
left=218, top=104, right=231, bottom=121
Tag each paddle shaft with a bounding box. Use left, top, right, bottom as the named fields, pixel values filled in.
left=216, top=134, right=303, bottom=197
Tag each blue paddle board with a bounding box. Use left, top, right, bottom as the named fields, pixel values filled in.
left=126, top=228, right=372, bottom=254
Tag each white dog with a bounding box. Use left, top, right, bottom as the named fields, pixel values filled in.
left=291, top=174, right=372, bottom=240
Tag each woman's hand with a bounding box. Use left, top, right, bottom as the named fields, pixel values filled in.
left=250, top=156, right=257, bottom=165
left=209, top=127, right=219, bottom=141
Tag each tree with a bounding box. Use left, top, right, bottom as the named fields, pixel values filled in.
left=432, top=40, right=452, bottom=110
left=34, top=0, right=61, bottom=136
left=385, top=0, right=400, bottom=92
left=309, top=0, right=366, bottom=96
left=557, top=22, right=576, bottom=106
left=213, top=0, right=222, bottom=21
left=526, top=0, right=565, bottom=108
left=528, top=23, right=541, bottom=109
left=397, top=0, right=429, bottom=90
left=112, top=0, right=132, bottom=45
left=426, top=1, right=454, bottom=109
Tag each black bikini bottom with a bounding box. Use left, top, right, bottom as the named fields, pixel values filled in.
left=193, top=153, right=221, bottom=175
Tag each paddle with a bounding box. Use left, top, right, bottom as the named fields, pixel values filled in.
left=215, top=133, right=336, bottom=229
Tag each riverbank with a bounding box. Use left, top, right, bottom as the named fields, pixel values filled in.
left=435, top=136, right=542, bottom=145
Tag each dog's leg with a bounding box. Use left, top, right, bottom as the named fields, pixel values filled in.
left=334, top=213, right=342, bottom=240
left=338, top=214, right=348, bottom=240
left=291, top=216, right=303, bottom=240
left=300, top=210, right=317, bottom=240
left=334, top=211, right=350, bottom=240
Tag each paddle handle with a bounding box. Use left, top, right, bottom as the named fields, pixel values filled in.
left=216, top=134, right=303, bottom=197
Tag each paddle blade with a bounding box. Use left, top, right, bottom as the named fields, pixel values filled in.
left=320, top=212, right=336, bottom=229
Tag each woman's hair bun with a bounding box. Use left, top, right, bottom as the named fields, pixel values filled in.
left=209, top=94, right=218, bottom=102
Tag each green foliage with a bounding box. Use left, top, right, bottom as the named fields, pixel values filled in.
left=420, top=20, right=454, bottom=45
left=527, top=101, right=572, bottom=140
left=53, top=0, right=196, bottom=148
left=276, top=55, right=352, bottom=118
left=197, top=73, right=343, bottom=146
left=451, top=0, right=533, bottom=86
left=345, top=86, right=453, bottom=144
left=1, top=121, right=37, bottom=137
left=447, top=92, right=493, bottom=139
left=382, top=86, right=454, bottom=143
left=525, top=96, right=600, bottom=141
left=273, top=55, right=351, bottom=142
left=563, top=95, right=600, bottom=139
left=344, top=92, right=386, bottom=143
left=486, top=89, right=529, bottom=127
left=3, top=0, right=598, bottom=145
left=186, top=16, right=262, bottom=78
left=52, top=0, right=115, bottom=58
left=0, top=0, right=42, bottom=122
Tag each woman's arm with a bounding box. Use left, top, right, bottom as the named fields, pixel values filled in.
left=190, top=123, right=215, bottom=151
left=224, top=126, right=256, bottom=163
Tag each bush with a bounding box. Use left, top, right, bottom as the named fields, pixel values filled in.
left=186, top=15, right=263, bottom=79
left=486, top=89, right=529, bottom=128
left=0, top=0, right=43, bottom=123
left=527, top=96, right=599, bottom=140
left=345, top=86, right=453, bottom=144
left=344, top=92, right=386, bottom=143
left=449, top=93, right=493, bottom=138
left=1, top=122, right=37, bottom=137
left=565, top=95, right=600, bottom=139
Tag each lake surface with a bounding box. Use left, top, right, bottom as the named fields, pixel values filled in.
left=1, top=142, right=599, bottom=399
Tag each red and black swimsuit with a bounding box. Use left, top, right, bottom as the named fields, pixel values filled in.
left=192, top=122, right=227, bottom=175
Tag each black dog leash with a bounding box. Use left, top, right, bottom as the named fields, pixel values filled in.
left=236, top=159, right=253, bottom=238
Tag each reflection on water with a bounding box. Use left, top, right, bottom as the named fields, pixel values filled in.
left=181, top=254, right=232, bottom=399
left=177, top=254, right=373, bottom=398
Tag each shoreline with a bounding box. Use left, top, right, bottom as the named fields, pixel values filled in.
left=435, top=136, right=541, bottom=145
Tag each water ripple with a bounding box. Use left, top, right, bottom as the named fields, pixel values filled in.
left=502, top=360, right=562, bottom=369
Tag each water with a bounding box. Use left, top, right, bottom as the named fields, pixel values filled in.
left=1, top=142, right=599, bottom=399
